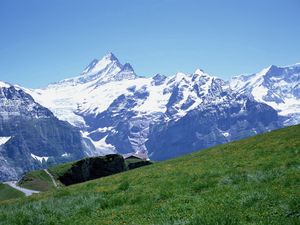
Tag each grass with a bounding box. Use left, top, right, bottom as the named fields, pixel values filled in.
left=0, top=125, right=299, bottom=225
left=18, top=169, right=56, bottom=192
left=0, top=183, right=24, bottom=201
left=18, top=161, right=75, bottom=191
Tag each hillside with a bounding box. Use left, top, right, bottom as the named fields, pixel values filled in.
left=0, top=125, right=299, bottom=225
left=17, top=169, right=58, bottom=192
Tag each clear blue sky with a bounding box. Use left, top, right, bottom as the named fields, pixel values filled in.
left=0, top=0, right=299, bottom=88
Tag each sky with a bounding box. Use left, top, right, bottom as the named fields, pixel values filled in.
left=0, top=0, right=299, bottom=88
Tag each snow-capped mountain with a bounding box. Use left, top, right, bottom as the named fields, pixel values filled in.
left=57, top=53, right=137, bottom=85
left=0, top=82, right=93, bottom=181
left=23, top=53, right=288, bottom=160
left=231, top=63, right=300, bottom=125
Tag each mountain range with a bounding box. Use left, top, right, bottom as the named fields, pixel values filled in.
left=0, top=53, right=299, bottom=181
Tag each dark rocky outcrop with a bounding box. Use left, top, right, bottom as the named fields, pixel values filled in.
left=58, top=154, right=127, bottom=186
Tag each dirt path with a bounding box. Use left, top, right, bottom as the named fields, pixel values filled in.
left=44, top=169, right=58, bottom=188
left=4, top=181, right=40, bottom=196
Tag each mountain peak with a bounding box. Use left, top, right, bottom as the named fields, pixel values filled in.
left=81, top=53, right=121, bottom=76
left=102, top=52, right=119, bottom=62
left=112, top=62, right=137, bottom=81
left=0, top=81, right=11, bottom=88
left=194, top=68, right=205, bottom=76
left=266, top=65, right=279, bottom=73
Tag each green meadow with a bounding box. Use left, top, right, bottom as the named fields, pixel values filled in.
left=0, top=125, right=299, bottom=225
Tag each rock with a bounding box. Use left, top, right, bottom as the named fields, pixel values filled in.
left=58, top=154, right=126, bottom=186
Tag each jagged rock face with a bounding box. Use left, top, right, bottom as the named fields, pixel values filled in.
left=0, top=86, right=52, bottom=120
left=0, top=84, right=91, bottom=181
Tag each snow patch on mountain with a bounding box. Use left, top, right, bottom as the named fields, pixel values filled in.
left=0, top=137, right=11, bottom=146
left=93, top=135, right=116, bottom=153
left=221, top=131, right=229, bottom=137
left=132, top=80, right=171, bottom=114
left=31, top=153, right=49, bottom=163
left=61, top=152, right=71, bottom=157
left=252, top=85, right=269, bottom=100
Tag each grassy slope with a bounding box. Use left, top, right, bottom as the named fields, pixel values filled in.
left=0, top=125, right=300, bottom=225
left=18, top=161, right=75, bottom=191
left=18, top=170, right=56, bottom=192
left=0, top=183, right=25, bottom=201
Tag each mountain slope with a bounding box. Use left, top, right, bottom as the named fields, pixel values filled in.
left=0, top=82, right=93, bottom=181
left=23, top=53, right=285, bottom=160
left=0, top=124, right=299, bottom=224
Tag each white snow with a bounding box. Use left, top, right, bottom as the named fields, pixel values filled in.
left=267, top=97, right=300, bottom=116
left=93, top=127, right=113, bottom=133
left=92, top=135, right=116, bottom=153
left=252, top=85, right=268, bottom=101
left=0, top=136, right=11, bottom=146
left=85, top=56, right=113, bottom=75
left=230, top=66, right=270, bottom=91
left=217, top=129, right=230, bottom=139
left=133, top=80, right=171, bottom=113
left=80, top=131, right=89, bottom=138
left=0, top=81, right=10, bottom=88
left=31, top=153, right=49, bottom=163
left=61, top=152, right=70, bottom=157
